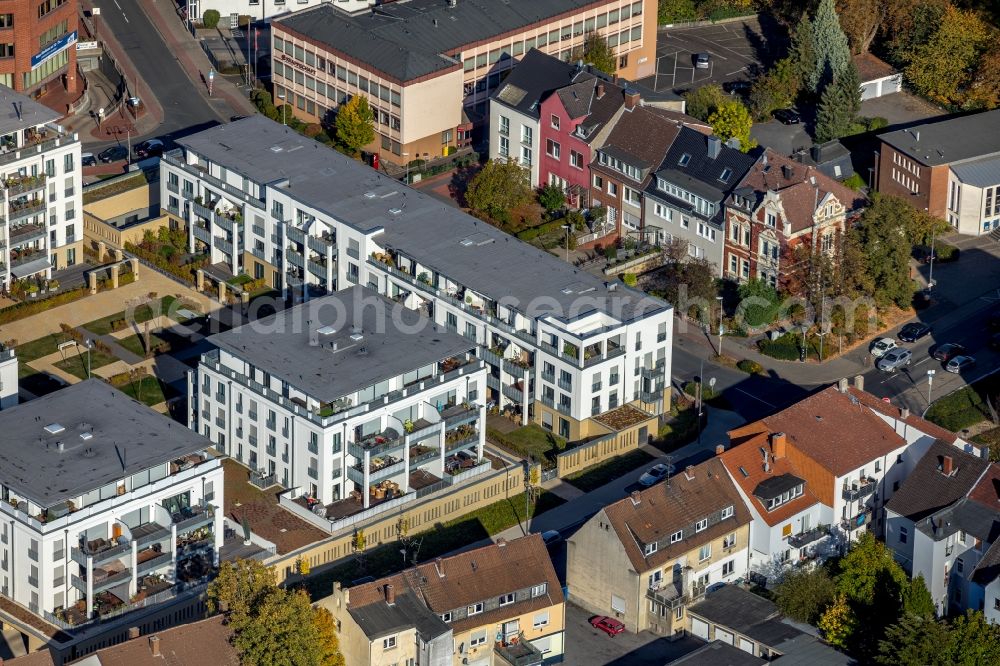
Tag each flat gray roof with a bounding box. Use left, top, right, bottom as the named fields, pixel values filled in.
left=177, top=116, right=668, bottom=323
left=208, top=286, right=475, bottom=403
left=0, top=86, right=59, bottom=136
left=274, top=0, right=610, bottom=83
left=0, top=380, right=212, bottom=509
left=879, top=109, right=1000, bottom=167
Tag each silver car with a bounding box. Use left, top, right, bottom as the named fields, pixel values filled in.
left=877, top=348, right=912, bottom=372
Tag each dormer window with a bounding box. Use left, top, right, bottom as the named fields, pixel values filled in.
left=468, top=602, right=484, bottom=615
left=644, top=542, right=658, bottom=556
left=499, top=593, right=514, bottom=606
left=695, top=518, right=708, bottom=532
left=721, top=505, right=734, bottom=520
left=719, top=167, right=732, bottom=183
left=670, top=530, right=682, bottom=543
left=678, top=153, right=691, bottom=166
left=441, top=612, right=452, bottom=622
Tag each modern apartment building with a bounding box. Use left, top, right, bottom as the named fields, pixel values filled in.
left=876, top=109, right=1000, bottom=235
left=192, top=286, right=489, bottom=525
left=1, top=85, right=83, bottom=289
left=0, top=0, right=78, bottom=99
left=0, top=380, right=224, bottom=632
left=323, top=534, right=565, bottom=666
left=567, top=457, right=752, bottom=637
left=0, top=343, right=16, bottom=409
left=270, top=0, right=657, bottom=165
left=163, top=116, right=673, bottom=443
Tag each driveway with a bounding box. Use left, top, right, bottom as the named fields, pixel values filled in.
left=564, top=602, right=702, bottom=666
left=860, top=92, right=946, bottom=126
left=638, top=17, right=784, bottom=94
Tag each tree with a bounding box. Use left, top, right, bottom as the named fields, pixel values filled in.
left=232, top=588, right=326, bottom=666
left=748, top=58, right=800, bottom=121
left=850, top=196, right=916, bottom=308
left=774, top=566, right=837, bottom=624
left=947, top=610, right=1000, bottom=664
left=707, top=101, right=757, bottom=153
left=657, top=0, right=697, bottom=24
left=815, top=62, right=861, bottom=142
left=901, top=575, right=935, bottom=619
left=207, top=559, right=277, bottom=621
left=683, top=84, right=727, bottom=122
left=809, top=0, right=852, bottom=93
left=904, top=5, right=989, bottom=106
left=964, top=43, right=1000, bottom=110
left=884, top=0, right=948, bottom=66
left=835, top=532, right=907, bottom=605
left=465, top=159, right=532, bottom=226
left=622, top=272, right=638, bottom=286
left=737, top=278, right=781, bottom=328
left=538, top=184, right=566, bottom=212
left=836, top=0, right=886, bottom=54
left=788, top=17, right=817, bottom=87
left=877, top=613, right=953, bottom=666
left=819, top=593, right=856, bottom=649
left=313, top=606, right=347, bottom=666
left=202, top=8, right=220, bottom=28
left=575, top=32, right=617, bottom=75
left=334, top=96, right=375, bottom=155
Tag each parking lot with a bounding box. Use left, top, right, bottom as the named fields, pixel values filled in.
left=564, top=602, right=702, bottom=665
left=638, top=17, right=783, bottom=94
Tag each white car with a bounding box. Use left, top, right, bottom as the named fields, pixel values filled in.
left=870, top=337, right=897, bottom=358
left=639, top=463, right=674, bottom=487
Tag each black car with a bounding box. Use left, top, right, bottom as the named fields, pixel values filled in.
left=724, top=80, right=752, bottom=95
left=932, top=343, right=966, bottom=362
left=773, top=108, right=801, bottom=124
left=898, top=322, right=932, bottom=342
left=134, top=139, right=164, bottom=158
left=98, top=145, right=128, bottom=163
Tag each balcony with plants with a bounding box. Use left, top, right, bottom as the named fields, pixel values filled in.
left=4, top=173, right=46, bottom=196
left=8, top=197, right=45, bottom=222
left=444, top=423, right=478, bottom=452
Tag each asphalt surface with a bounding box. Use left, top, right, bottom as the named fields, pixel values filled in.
left=86, top=0, right=224, bottom=152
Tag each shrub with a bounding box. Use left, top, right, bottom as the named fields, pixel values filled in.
left=842, top=172, right=865, bottom=190
left=864, top=116, right=889, bottom=131
left=935, top=242, right=960, bottom=262
left=925, top=386, right=986, bottom=431
left=622, top=272, right=638, bottom=287
left=202, top=9, right=220, bottom=28
left=737, top=359, right=764, bottom=374
left=757, top=333, right=801, bottom=361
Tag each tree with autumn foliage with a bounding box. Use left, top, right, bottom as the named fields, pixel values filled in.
left=905, top=5, right=990, bottom=105
left=707, top=100, right=757, bottom=152
left=835, top=0, right=886, bottom=54
left=573, top=32, right=617, bottom=75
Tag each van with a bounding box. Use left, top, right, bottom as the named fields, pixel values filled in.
left=81, top=152, right=96, bottom=167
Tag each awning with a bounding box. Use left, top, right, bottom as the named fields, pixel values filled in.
left=10, top=258, right=51, bottom=278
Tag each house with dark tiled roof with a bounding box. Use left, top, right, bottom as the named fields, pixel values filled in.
left=885, top=441, right=1000, bottom=618
left=566, top=457, right=752, bottom=637
left=643, top=128, right=759, bottom=272
left=723, top=147, right=865, bottom=289
left=321, top=534, right=564, bottom=666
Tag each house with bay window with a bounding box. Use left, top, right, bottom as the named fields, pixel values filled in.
left=642, top=129, right=757, bottom=271
left=567, top=458, right=751, bottom=638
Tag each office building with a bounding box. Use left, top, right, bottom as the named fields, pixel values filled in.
left=0, top=1, right=78, bottom=99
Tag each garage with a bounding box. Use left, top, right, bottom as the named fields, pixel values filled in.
left=691, top=618, right=709, bottom=640
left=854, top=53, right=901, bottom=100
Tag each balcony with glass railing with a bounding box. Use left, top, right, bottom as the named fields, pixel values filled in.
left=8, top=197, right=45, bottom=222
left=8, top=222, right=46, bottom=245
left=4, top=174, right=46, bottom=197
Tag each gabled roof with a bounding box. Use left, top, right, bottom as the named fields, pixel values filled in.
left=846, top=387, right=965, bottom=446
left=490, top=49, right=579, bottom=118
left=973, top=538, right=1000, bottom=585
left=885, top=439, right=989, bottom=523
left=878, top=109, right=1000, bottom=167
left=601, top=458, right=751, bottom=573
left=552, top=75, right=626, bottom=143
left=914, top=496, right=1000, bottom=542
left=853, top=53, right=897, bottom=82
left=596, top=106, right=682, bottom=182
left=348, top=535, right=562, bottom=636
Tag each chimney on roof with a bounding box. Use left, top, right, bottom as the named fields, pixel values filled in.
left=707, top=135, right=721, bottom=160
left=128, top=626, right=140, bottom=640
left=684, top=465, right=695, bottom=481
left=854, top=374, right=864, bottom=392
left=596, top=82, right=605, bottom=99
left=942, top=455, right=954, bottom=476
left=715, top=444, right=726, bottom=455
left=901, top=407, right=910, bottom=420
left=630, top=490, right=641, bottom=506
left=384, top=583, right=396, bottom=606
left=771, top=432, right=786, bottom=459
left=838, top=378, right=849, bottom=393
left=781, top=164, right=793, bottom=181
left=726, top=137, right=741, bottom=150
left=149, top=636, right=161, bottom=658
left=434, top=557, right=445, bottom=578
left=624, top=88, right=639, bottom=110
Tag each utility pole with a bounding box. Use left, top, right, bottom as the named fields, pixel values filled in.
left=927, top=369, right=935, bottom=406
left=716, top=296, right=724, bottom=356
left=928, top=229, right=936, bottom=292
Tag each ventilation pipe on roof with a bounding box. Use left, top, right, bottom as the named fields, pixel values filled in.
left=838, top=378, right=849, bottom=393
left=854, top=374, right=865, bottom=392
left=384, top=584, right=396, bottom=605
left=630, top=490, right=641, bottom=506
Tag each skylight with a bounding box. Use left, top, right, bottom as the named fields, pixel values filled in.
left=719, top=167, right=733, bottom=183
left=678, top=153, right=691, bottom=166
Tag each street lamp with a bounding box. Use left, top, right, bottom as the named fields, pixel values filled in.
left=277, top=92, right=287, bottom=126
left=402, top=152, right=410, bottom=184
left=84, top=339, right=93, bottom=378
left=715, top=296, right=724, bottom=356
left=927, top=369, right=936, bottom=405
left=800, top=325, right=808, bottom=362
left=562, top=224, right=573, bottom=262
left=927, top=229, right=937, bottom=292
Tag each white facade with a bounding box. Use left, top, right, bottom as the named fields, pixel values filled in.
left=188, top=0, right=373, bottom=23
left=946, top=168, right=1000, bottom=236
left=489, top=101, right=540, bottom=186
left=1, top=454, right=223, bottom=622
left=0, top=346, right=16, bottom=410
left=1, top=120, right=83, bottom=288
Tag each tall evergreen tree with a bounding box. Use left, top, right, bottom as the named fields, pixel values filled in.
left=789, top=16, right=816, bottom=91
left=809, top=0, right=852, bottom=93
left=815, top=62, right=861, bottom=142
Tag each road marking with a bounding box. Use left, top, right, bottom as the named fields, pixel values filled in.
left=914, top=356, right=932, bottom=367
left=726, top=66, right=748, bottom=76
left=733, top=387, right=776, bottom=408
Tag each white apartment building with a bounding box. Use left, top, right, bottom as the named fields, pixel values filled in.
left=162, top=115, right=673, bottom=445
left=0, top=345, right=16, bottom=409
left=0, top=380, right=224, bottom=630
left=0, top=86, right=83, bottom=289
left=187, top=0, right=372, bottom=23
left=192, top=286, right=488, bottom=524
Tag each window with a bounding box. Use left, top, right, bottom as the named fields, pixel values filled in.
left=382, top=636, right=396, bottom=650
left=533, top=610, right=550, bottom=628
left=592, top=174, right=604, bottom=189
left=668, top=530, right=682, bottom=544
left=546, top=139, right=560, bottom=159
left=499, top=115, right=509, bottom=136
left=765, top=211, right=776, bottom=227
left=607, top=182, right=618, bottom=196
left=521, top=125, right=532, bottom=144
left=499, top=136, right=509, bottom=158
left=521, top=146, right=532, bottom=167
left=698, top=544, right=711, bottom=561
left=719, top=167, right=733, bottom=183
left=499, top=593, right=514, bottom=606
left=678, top=153, right=691, bottom=166
left=550, top=114, right=560, bottom=129
left=653, top=203, right=672, bottom=221
left=531, top=583, right=547, bottom=597
left=440, top=611, right=452, bottom=622
left=64, top=153, right=74, bottom=172
left=899, top=526, right=908, bottom=544
left=468, top=602, right=484, bottom=615
left=956, top=558, right=964, bottom=573
left=695, top=518, right=708, bottom=532
left=722, top=560, right=735, bottom=576
left=470, top=630, right=488, bottom=647
left=570, top=150, right=583, bottom=169
left=623, top=187, right=641, bottom=206
left=723, top=532, right=736, bottom=549
left=721, top=505, right=734, bottom=520
left=644, top=542, right=658, bottom=556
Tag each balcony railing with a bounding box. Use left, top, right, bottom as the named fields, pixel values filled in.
left=307, top=233, right=336, bottom=254
left=136, top=551, right=172, bottom=575
left=495, top=634, right=544, bottom=666
left=192, top=224, right=212, bottom=244
left=286, top=226, right=305, bottom=244
left=286, top=247, right=305, bottom=268
left=841, top=478, right=877, bottom=502
left=787, top=525, right=831, bottom=549
left=840, top=511, right=871, bottom=532
left=8, top=223, right=46, bottom=245
left=172, top=504, right=213, bottom=534
left=71, top=540, right=131, bottom=567
left=162, top=152, right=265, bottom=210
left=72, top=567, right=132, bottom=594
left=308, top=257, right=328, bottom=278
left=4, top=174, right=46, bottom=196
left=8, top=199, right=45, bottom=222
left=646, top=581, right=686, bottom=609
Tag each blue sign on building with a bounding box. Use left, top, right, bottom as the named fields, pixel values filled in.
left=31, top=31, right=78, bottom=69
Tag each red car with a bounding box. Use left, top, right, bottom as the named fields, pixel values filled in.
left=589, top=616, right=626, bottom=637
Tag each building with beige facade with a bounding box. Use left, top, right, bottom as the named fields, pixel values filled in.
left=321, top=534, right=565, bottom=665
left=566, top=457, right=752, bottom=638
left=271, top=0, right=657, bottom=166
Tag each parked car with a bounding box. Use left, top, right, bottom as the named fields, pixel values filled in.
left=773, top=108, right=800, bottom=124
left=81, top=152, right=96, bottom=167
left=98, top=145, right=128, bottom=163
left=694, top=53, right=711, bottom=69
left=877, top=348, right=912, bottom=372
left=134, top=139, right=164, bottom=158
left=589, top=616, right=626, bottom=637
left=870, top=337, right=897, bottom=358
left=723, top=80, right=751, bottom=95
left=945, top=356, right=976, bottom=373
left=639, top=463, right=673, bottom=487
left=898, top=322, right=932, bottom=342
left=541, top=530, right=562, bottom=546
left=932, top=343, right=966, bottom=361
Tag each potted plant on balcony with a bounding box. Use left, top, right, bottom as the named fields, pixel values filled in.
left=403, top=419, right=414, bottom=433
left=26, top=283, right=38, bottom=298
left=417, top=271, right=431, bottom=285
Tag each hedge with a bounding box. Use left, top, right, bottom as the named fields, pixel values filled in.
left=757, top=333, right=801, bottom=361
left=737, top=359, right=764, bottom=374
left=925, top=386, right=986, bottom=432
left=516, top=219, right=568, bottom=242
left=0, top=287, right=90, bottom=325
left=935, top=243, right=960, bottom=263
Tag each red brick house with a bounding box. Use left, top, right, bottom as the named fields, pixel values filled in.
left=723, top=149, right=864, bottom=290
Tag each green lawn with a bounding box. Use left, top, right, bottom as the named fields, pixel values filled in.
left=303, top=488, right=566, bottom=599
left=227, top=274, right=253, bottom=286
left=53, top=348, right=119, bottom=379
left=14, top=333, right=73, bottom=363
left=564, top=449, right=658, bottom=493
left=487, top=424, right=567, bottom=466
left=113, top=376, right=177, bottom=406
left=926, top=373, right=1000, bottom=432
left=117, top=332, right=170, bottom=358
left=82, top=296, right=179, bottom=335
